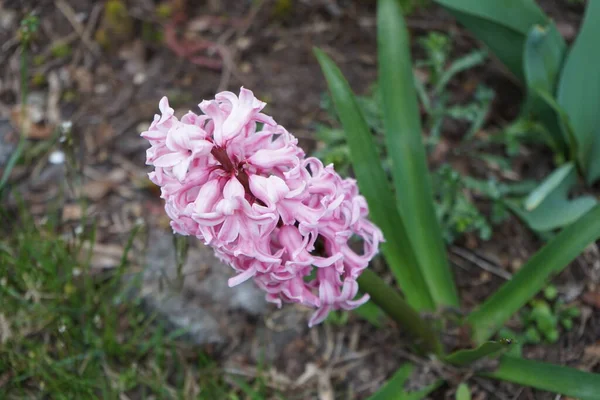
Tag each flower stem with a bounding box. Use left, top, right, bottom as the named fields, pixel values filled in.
left=357, top=269, right=443, bottom=355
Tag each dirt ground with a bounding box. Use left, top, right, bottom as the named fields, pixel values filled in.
left=1, top=0, right=599, bottom=398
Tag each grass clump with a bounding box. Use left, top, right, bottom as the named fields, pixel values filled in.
left=0, top=204, right=273, bottom=399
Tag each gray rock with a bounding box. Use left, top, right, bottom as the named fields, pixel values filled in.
left=26, top=91, right=47, bottom=124
left=140, top=229, right=268, bottom=345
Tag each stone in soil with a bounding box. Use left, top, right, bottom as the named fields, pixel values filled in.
left=141, top=229, right=268, bottom=345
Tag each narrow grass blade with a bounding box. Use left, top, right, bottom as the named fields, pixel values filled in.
left=444, top=339, right=512, bottom=367
left=557, top=1, right=600, bottom=184
left=435, top=49, right=487, bottom=94
left=468, top=204, right=600, bottom=344
left=483, top=355, right=600, bottom=400
left=0, top=138, right=25, bottom=193
left=314, top=48, right=435, bottom=311
left=229, top=376, right=265, bottom=400
left=378, top=0, right=458, bottom=308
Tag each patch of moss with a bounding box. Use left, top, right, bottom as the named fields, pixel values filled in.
left=50, top=43, right=72, bottom=58
left=33, top=55, right=46, bottom=66
left=31, top=73, right=46, bottom=87
left=62, top=90, right=78, bottom=103
left=94, top=29, right=109, bottom=49
left=97, top=0, right=134, bottom=48
left=142, top=22, right=163, bottom=44
left=272, top=0, right=293, bottom=19
left=155, top=2, right=173, bottom=19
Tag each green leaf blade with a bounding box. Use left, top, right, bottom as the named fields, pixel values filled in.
left=314, top=48, right=434, bottom=311
left=468, top=204, right=600, bottom=344
left=522, top=23, right=567, bottom=154
left=509, top=162, right=597, bottom=233
left=444, top=339, right=512, bottom=367
left=557, top=1, right=600, bottom=184
left=483, top=355, right=600, bottom=400
left=434, top=0, right=547, bottom=35
left=455, top=384, right=471, bottom=400
left=434, top=0, right=548, bottom=81
left=368, top=363, right=414, bottom=400
left=378, top=0, right=458, bottom=308
left=523, top=163, right=573, bottom=211
left=368, top=363, right=443, bottom=400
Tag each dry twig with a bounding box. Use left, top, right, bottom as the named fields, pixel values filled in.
left=55, top=0, right=101, bottom=58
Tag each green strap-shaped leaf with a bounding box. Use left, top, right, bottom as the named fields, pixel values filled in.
left=368, top=363, right=443, bottom=400
left=522, top=23, right=567, bottom=155
left=483, top=355, right=600, bottom=400
left=314, top=49, right=435, bottom=311
left=444, top=339, right=512, bottom=367
left=378, top=0, right=459, bottom=308
left=455, top=384, right=471, bottom=400
left=468, top=204, right=600, bottom=344
left=532, top=88, right=578, bottom=161
left=434, top=0, right=547, bottom=35
left=368, top=363, right=414, bottom=400
left=524, top=163, right=573, bottom=211
left=434, top=0, right=548, bottom=81
left=404, top=381, right=443, bottom=400
left=508, top=163, right=597, bottom=233
left=557, top=1, right=600, bottom=184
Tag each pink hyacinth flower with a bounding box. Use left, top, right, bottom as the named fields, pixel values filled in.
left=141, top=87, right=384, bottom=327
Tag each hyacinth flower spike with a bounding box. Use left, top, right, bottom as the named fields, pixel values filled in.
left=141, top=87, right=384, bottom=326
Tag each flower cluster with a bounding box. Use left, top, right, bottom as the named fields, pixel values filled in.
left=142, top=88, right=383, bottom=326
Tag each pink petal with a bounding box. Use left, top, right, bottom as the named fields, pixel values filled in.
left=249, top=175, right=289, bottom=206
left=172, top=156, right=191, bottom=182
left=308, top=306, right=331, bottom=327
left=341, top=293, right=370, bottom=310
left=194, top=212, right=225, bottom=226
left=193, top=179, right=223, bottom=213
left=154, top=152, right=184, bottom=168
left=223, top=177, right=245, bottom=200
left=228, top=266, right=256, bottom=287
left=141, top=126, right=166, bottom=141
left=339, top=279, right=359, bottom=301
left=218, top=216, right=241, bottom=243
left=312, top=253, right=343, bottom=268
left=158, top=96, right=174, bottom=123
left=199, top=100, right=225, bottom=144
left=248, top=146, right=298, bottom=170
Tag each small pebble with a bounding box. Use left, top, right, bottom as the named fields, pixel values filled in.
left=48, top=150, right=65, bottom=165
